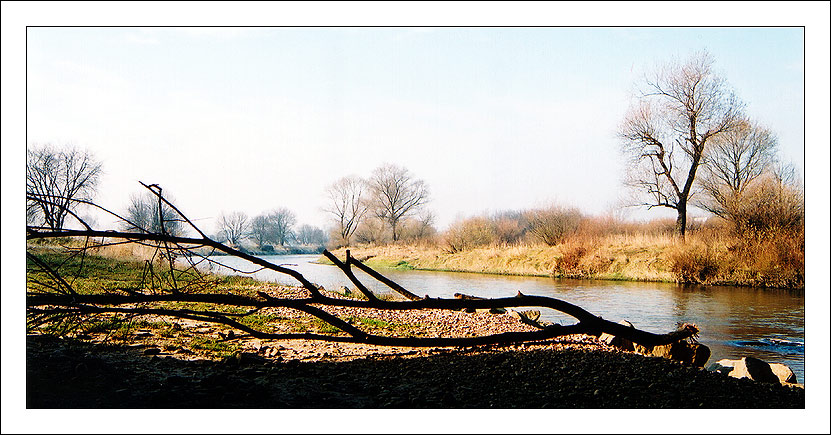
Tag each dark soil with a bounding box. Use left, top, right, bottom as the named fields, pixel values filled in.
left=26, top=334, right=804, bottom=409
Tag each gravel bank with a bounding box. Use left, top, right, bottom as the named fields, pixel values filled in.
left=26, top=334, right=804, bottom=409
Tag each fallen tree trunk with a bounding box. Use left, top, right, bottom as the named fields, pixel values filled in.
left=25, top=182, right=700, bottom=349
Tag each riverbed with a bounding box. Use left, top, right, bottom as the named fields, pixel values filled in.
left=203, top=254, right=805, bottom=383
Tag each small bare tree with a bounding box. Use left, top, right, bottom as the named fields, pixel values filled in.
left=619, top=51, right=743, bottom=237
left=368, top=164, right=430, bottom=242
left=324, top=176, right=369, bottom=246
left=217, top=211, right=250, bottom=247
left=698, top=119, right=779, bottom=220
left=26, top=144, right=103, bottom=230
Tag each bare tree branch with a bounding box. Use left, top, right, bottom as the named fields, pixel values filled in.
left=26, top=185, right=701, bottom=352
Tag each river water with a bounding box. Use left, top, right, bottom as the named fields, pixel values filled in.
left=204, top=253, right=806, bottom=383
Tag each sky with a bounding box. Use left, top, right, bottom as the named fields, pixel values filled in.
left=3, top=2, right=830, bottom=433
left=23, top=25, right=806, bottom=234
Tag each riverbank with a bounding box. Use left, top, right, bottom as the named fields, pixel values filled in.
left=199, top=244, right=325, bottom=256
left=328, top=233, right=804, bottom=289
left=24, top=250, right=805, bottom=410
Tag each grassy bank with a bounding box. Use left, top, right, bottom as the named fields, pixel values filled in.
left=330, top=231, right=804, bottom=289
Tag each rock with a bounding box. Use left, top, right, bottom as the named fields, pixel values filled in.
left=728, top=357, right=780, bottom=383
left=634, top=341, right=710, bottom=367
left=769, top=363, right=798, bottom=384
left=706, top=359, right=735, bottom=375
left=715, top=358, right=797, bottom=384
left=143, top=347, right=161, bottom=356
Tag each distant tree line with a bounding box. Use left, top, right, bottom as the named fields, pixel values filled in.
left=212, top=208, right=328, bottom=251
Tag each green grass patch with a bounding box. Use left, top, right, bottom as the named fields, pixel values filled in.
left=27, top=248, right=216, bottom=295
left=188, top=336, right=239, bottom=356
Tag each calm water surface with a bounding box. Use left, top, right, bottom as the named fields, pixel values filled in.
left=204, top=254, right=805, bottom=383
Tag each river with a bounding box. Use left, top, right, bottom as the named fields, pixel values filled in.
left=203, top=253, right=806, bottom=383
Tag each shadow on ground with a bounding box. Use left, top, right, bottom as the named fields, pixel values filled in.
left=26, top=335, right=804, bottom=408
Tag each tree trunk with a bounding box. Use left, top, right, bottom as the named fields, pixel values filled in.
left=676, top=202, right=687, bottom=239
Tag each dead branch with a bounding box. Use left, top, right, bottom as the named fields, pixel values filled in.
left=25, top=184, right=700, bottom=350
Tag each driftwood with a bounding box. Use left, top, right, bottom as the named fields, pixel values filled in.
left=26, top=182, right=700, bottom=348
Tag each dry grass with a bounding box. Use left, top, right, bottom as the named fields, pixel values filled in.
left=88, top=241, right=161, bottom=262
left=336, top=226, right=803, bottom=288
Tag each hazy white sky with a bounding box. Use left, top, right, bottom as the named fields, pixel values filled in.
left=24, top=25, right=806, bottom=233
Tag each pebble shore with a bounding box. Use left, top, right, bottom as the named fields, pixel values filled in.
left=26, top=301, right=805, bottom=408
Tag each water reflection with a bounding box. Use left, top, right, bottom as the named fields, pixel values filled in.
left=203, top=254, right=805, bottom=383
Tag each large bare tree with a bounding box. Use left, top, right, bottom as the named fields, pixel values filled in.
left=324, top=175, right=369, bottom=246
left=268, top=208, right=297, bottom=246
left=249, top=214, right=273, bottom=248
left=26, top=144, right=103, bottom=230
left=217, top=211, right=250, bottom=247
left=698, top=119, right=779, bottom=220
left=368, top=164, right=430, bottom=242
left=619, top=52, right=743, bottom=237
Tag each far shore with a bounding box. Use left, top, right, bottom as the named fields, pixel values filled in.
left=198, top=244, right=325, bottom=257
left=324, top=241, right=804, bottom=290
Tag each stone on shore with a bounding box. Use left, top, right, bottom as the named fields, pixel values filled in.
left=727, top=356, right=780, bottom=383
left=633, top=341, right=711, bottom=367
left=769, top=363, right=798, bottom=384
left=706, top=359, right=735, bottom=375
left=715, top=357, right=798, bottom=384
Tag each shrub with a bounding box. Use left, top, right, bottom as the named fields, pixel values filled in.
left=491, top=210, right=529, bottom=246
left=731, top=176, right=804, bottom=238
left=556, top=242, right=588, bottom=274
left=443, top=217, right=496, bottom=253
left=526, top=205, right=583, bottom=246
left=353, top=217, right=389, bottom=245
